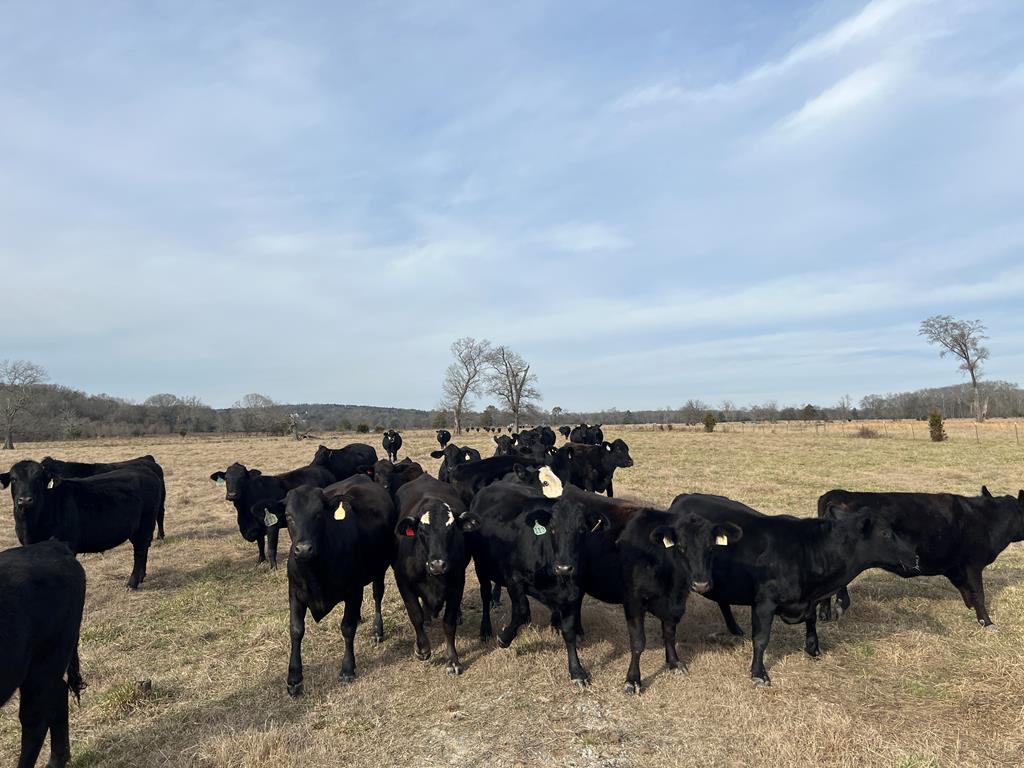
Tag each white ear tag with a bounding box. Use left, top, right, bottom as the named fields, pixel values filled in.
left=533, top=522, right=547, bottom=536
left=662, top=536, right=675, bottom=549
left=334, top=502, right=348, bottom=521
left=715, top=534, right=728, bottom=546
left=47, top=478, right=55, bottom=489
left=264, top=511, right=279, bottom=527
left=464, top=453, right=471, bottom=461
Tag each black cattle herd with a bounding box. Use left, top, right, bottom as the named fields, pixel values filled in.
left=2, top=422, right=1023, bottom=766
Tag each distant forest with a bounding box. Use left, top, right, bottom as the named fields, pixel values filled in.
left=5, top=379, right=1024, bottom=443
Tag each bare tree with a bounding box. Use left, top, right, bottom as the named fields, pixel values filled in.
left=486, top=345, right=541, bottom=431
left=234, top=392, right=278, bottom=434
left=0, top=359, right=48, bottom=449
left=919, top=315, right=990, bottom=422
left=441, top=337, right=491, bottom=435
left=720, top=400, right=735, bottom=422
left=836, top=394, right=853, bottom=420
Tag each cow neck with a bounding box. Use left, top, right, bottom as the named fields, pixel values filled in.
left=983, top=497, right=1024, bottom=547
left=801, top=519, right=864, bottom=600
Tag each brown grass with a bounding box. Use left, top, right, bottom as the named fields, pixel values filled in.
left=2, top=423, right=1023, bottom=767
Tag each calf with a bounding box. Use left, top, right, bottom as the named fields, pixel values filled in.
left=2, top=460, right=162, bottom=589
left=312, top=443, right=378, bottom=480
left=430, top=444, right=482, bottom=483
left=816, top=487, right=1024, bottom=626
left=41, top=455, right=167, bottom=540
left=672, top=493, right=917, bottom=685
left=257, top=476, right=395, bottom=695
left=394, top=475, right=480, bottom=675
left=381, top=429, right=403, bottom=463
left=209, top=462, right=336, bottom=568
left=569, top=423, right=604, bottom=445
left=0, top=541, right=86, bottom=768
left=436, top=429, right=452, bottom=449
left=469, top=481, right=607, bottom=684
left=552, top=439, right=633, bottom=497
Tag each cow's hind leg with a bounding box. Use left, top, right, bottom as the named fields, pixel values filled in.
left=371, top=576, right=386, bottom=643
left=497, top=582, right=530, bottom=648
left=623, top=603, right=646, bottom=695
left=18, top=672, right=65, bottom=768
left=339, top=592, right=363, bottom=683
left=718, top=602, right=744, bottom=637
left=126, top=537, right=150, bottom=590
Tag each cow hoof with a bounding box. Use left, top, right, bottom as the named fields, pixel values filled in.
left=339, top=672, right=356, bottom=684
left=287, top=681, right=304, bottom=697
left=125, top=584, right=139, bottom=592
left=447, top=663, right=464, bottom=677
left=752, top=676, right=770, bottom=687
left=370, top=633, right=384, bottom=645
left=497, top=635, right=512, bottom=649
left=668, top=664, right=687, bottom=675
left=571, top=676, right=591, bottom=688
left=415, top=648, right=431, bottom=661
left=623, top=681, right=641, bottom=695
left=983, top=623, right=999, bottom=633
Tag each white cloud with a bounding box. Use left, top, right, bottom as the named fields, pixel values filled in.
left=540, top=222, right=631, bottom=253
left=774, top=61, right=900, bottom=136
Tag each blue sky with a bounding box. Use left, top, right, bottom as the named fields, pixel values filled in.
left=2, top=0, right=1022, bottom=410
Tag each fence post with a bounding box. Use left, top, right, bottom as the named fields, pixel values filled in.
left=911, top=424, right=915, bottom=440
left=975, top=425, right=980, bottom=444
left=1016, top=424, right=1020, bottom=445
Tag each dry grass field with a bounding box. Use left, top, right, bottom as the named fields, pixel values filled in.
left=2, top=422, right=1023, bottom=767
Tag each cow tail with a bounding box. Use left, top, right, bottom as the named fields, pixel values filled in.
left=67, top=649, right=85, bottom=704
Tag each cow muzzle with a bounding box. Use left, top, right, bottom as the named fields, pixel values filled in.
left=691, top=580, right=711, bottom=594
left=554, top=564, right=575, bottom=577
left=292, top=543, right=315, bottom=560
left=427, top=559, right=448, bottom=576
left=16, top=496, right=34, bottom=508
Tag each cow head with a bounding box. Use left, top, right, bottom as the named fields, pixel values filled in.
left=372, top=460, right=396, bottom=491
left=396, top=498, right=480, bottom=576
left=209, top=462, right=260, bottom=503
left=258, top=486, right=345, bottom=563
left=493, top=435, right=514, bottom=456
left=558, top=426, right=571, bottom=439
left=841, top=512, right=919, bottom=573
left=2, top=460, right=59, bottom=544
left=528, top=499, right=609, bottom=578
left=648, top=514, right=742, bottom=594
left=601, top=439, right=634, bottom=469
left=536, top=465, right=564, bottom=498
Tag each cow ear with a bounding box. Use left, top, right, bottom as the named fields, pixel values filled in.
left=210, top=471, right=226, bottom=484
left=46, top=475, right=60, bottom=490
left=249, top=469, right=262, bottom=478
left=429, top=450, right=444, bottom=459
left=712, top=523, right=743, bottom=546
left=1018, top=490, right=1024, bottom=507
left=525, top=508, right=552, bottom=529
left=395, top=516, right=419, bottom=537
left=585, top=509, right=610, bottom=534
left=322, top=494, right=349, bottom=521
left=0, top=472, right=10, bottom=489
left=650, top=525, right=679, bottom=549
left=981, top=486, right=992, bottom=498
left=457, top=511, right=481, bottom=533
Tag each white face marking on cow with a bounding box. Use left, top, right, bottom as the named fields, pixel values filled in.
left=715, top=534, right=728, bottom=546
left=47, top=478, right=55, bottom=490
left=464, top=453, right=471, bottom=461
left=663, top=536, right=675, bottom=549
left=334, top=501, right=348, bottom=521
left=538, top=466, right=563, bottom=498
left=420, top=510, right=431, bottom=525
left=443, top=503, right=454, bottom=527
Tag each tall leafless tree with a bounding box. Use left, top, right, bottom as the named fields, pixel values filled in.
left=234, top=392, right=278, bottom=434
left=486, top=345, right=540, bottom=431
left=0, top=359, right=48, bottom=449
left=919, top=315, right=990, bottom=422
left=441, top=337, right=491, bottom=435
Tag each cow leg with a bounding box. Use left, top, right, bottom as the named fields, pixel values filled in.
left=954, top=567, right=994, bottom=627
left=623, top=603, right=646, bottom=695
left=750, top=599, right=777, bottom=686
left=287, top=594, right=307, bottom=696
left=126, top=539, right=150, bottom=590
left=662, top=615, right=684, bottom=672
left=718, top=602, right=744, bottom=636
left=45, top=673, right=71, bottom=768
left=17, top=674, right=62, bottom=768
left=266, top=527, right=280, bottom=570
left=443, top=573, right=466, bottom=676
left=156, top=495, right=166, bottom=540
left=397, top=579, right=431, bottom=661
left=606, top=478, right=614, bottom=498
left=339, top=593, right=362, bottom=682
left=561, top=599, right=589, bottom=686
left=491, top=583, right=502, bottom=609
left=256, top=535, right=266, bottom=565
left=804, top=613, right=821, bottom=657
left=497, top=582, right=530, bottom=648
left=835, top=586, right=851, bottom=616
left=371, top=577, right=386, bottom=643
left=478, top=572, right=494, bottom=642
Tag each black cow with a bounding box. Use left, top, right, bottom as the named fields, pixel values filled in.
left=569, top=423, right=604, bottom=445
left=41, top=455, right=167, bottom=540
left=2, top=460, right=162, bottom=590
left=209, top=462, right=336, bottom=568
left=0, top=541, right=86, bottom=768
left=393, top=475, right=480, bottom=675
left=371, top=458, right=424, bottom=502
left=381, top=430, right=403, bottom=463
left=492, top=434, right=515, bottom=457
left=311, top=443, right=378, bottom=480
left=816, top=487, right=1024, bottom=627
left=436, top=429, right=452, bottom=449
left=469, top=481, right=608, bottom=684
left=552, top=439, right=633, bottom=497
left=430, top=444, right=482, bottom=483
left=672, top=493, right=917, bottom=685
left=257, top=476, right=395, bottom=695
left=449, top=455, right=546, bottom=507
left=558, top=425, right=572, bottom=440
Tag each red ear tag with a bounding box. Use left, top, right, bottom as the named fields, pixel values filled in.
left=405, top=528, right=415, bottom=537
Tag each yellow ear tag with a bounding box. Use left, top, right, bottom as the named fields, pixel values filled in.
left=334, top=502, right=348, bottom=521
left=715, top=534, right=728, bottom=546
left=662, top=536, right=675, bottom=549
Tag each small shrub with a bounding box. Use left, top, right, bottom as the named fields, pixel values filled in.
left=355, top=423, right=370, bottom=434
left=854, top=427, right=880, bottom=439
left=178, top=429, right=187, bottom=438
left=928, top=410, right=947, bottom=442
left=703, top=412, right=717, bottom=433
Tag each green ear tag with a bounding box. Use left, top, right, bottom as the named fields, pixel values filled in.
left=264, top=511, right=279, bottom=527
left=533, top=522, right=547, bottom=536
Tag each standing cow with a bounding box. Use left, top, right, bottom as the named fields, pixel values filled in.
left=436, top=429, right=452, bottom=449
left=381, top=430, right=403, bottom=463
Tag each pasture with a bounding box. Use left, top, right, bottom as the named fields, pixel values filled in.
left=2, top=424, right=1023, bottom=767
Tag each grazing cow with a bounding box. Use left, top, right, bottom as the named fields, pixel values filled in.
left=256, top=476, right=395, bottom=695
left=311, top=443, right=378, bottom=480
left=469, top=481, right=607, bottom=684
left=41, top=455, right=167, bottom=540
left=393, top=474, right=480, bottom=675
left=0, top=541, right=86, bottom=768
left=371, top=458, right=424, bottom=501
left=436, top=429, right=452, bottom=449
left=209, top=462, right=336, bottom=568
left=569, top=423, right=604, bottom=445
left=552, top=439, right=633, bottom=497
left=558, top=425, right=572, bottom=440
left=430, top=444, right=482, bottom=483
left=381, top=430, right=403, bottom=463
left=816, top=487, right=1024, bottom=627
left=2, top=460, right=162, bottom=590
left=672, top=493, right=917, bottom=685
